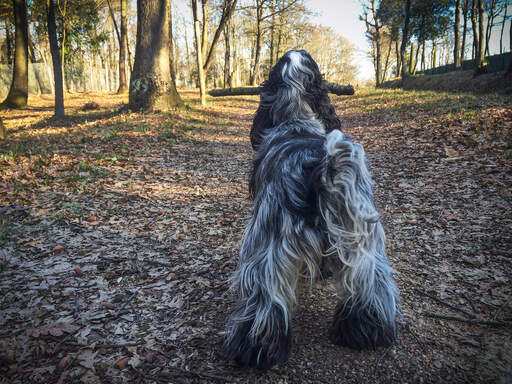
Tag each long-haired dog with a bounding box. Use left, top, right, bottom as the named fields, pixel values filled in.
left=223, top=50, right=399, bottom=369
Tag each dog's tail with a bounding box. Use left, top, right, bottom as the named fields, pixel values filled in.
left=318, top=130, right=399, bottom=348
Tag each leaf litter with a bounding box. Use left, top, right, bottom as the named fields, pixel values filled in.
left=0, top=89, right=511, bottom=383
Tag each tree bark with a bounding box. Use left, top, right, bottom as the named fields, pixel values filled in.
left=471, top=0, right=479, bottom=62
left=250, top=0, right=263, bottom=86
left=118, top=0, right=128, bottom=92
left=5, top=20, right=13, bottom=64
left=454, top=0, right=461, bottom=68
left=1, top=0, right=28, bottom=109
left=461, top=0, right=469, bottom=63
left=192, top=0, right=207, bottom=105
left=476, top=0, right=485, bottom=72
left=46, top=0, right=64, bottom=116
left=499, top=0, right=508, bottom=54
left=0, top=117, right=6, bottom=140
left=432, top=40, right=437, bottom=68
left=169, top=0, right=177, bottom=84
left=223, top=22, right=231, bottom=88
left=400, top=0, right=412, bottom=79
left=129, top=0, right=183, bottom=111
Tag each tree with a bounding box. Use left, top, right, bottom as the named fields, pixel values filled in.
left=106, top=0, right=129, bottom=92
left=1, top=0, right=28, bottom=109
left=191, top=0, right=237, bottom=105
left=46, top=0, right=64, bottom=116
left=362, top=0, right=384, bottom=86
left=454, top=0, right=461, bottom=67
left=400, top=0, right=411, bottom=79
left=475, top=0, right=486, bottom=73
left=460, top=0, right=470, bottom=62
left=129, top=0, right=183, bottom=111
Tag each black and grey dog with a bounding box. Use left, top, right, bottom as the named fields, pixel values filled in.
left=223, top=50, right=399, bottom=369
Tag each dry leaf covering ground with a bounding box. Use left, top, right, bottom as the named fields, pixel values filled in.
left=0, top=89, right=511, bottom=384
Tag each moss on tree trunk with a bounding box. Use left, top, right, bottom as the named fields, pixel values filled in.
left=129, top=0, right=182, bottom=112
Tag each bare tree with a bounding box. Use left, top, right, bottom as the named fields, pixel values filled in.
left=454, top=0, right=461, bottom=68
left=400, top=0, right=412, bottom=79
left=191, top=0, right=237, bottom=105
left=129, top=0, right=183, bottom=111
left=46, top=0, right=64, bottom=116
left=1, top=0, right=28, bottom=109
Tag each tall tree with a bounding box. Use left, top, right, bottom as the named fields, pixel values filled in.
left=454, top=0, right=461, bottom=67
left=475, top=0, right=486, bottom=73
left=362, top=0, right=383, bottom=86
left=46, top=0, right=64, bottom=116
left=119, top=0, right=128, bottom=92
left=191, top=0, right=237, bottom=105
left=499, top=0, right=508, bottom=54
left=1, top=0, right=28, bottom=109
left=460, top=0, right=470, bottom=62
left=191, top=0, right=206, bottom=104
left=400, top=0, right=412, bottom=79
left=129, top=0, right=183, bottom=111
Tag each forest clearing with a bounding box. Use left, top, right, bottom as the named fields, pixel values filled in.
left=0, top=88, right=511, bottom=383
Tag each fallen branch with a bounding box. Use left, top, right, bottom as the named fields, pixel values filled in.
left=208, top=82, right=355, bottom=97
left=414, top=288, right=475, bottom=318
left=422, top=311, right=512, bottom=327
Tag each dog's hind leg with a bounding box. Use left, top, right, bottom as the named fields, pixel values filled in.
left=319, top=130, right=399, bottom=350
left=223, top=184, right=323, bottom=369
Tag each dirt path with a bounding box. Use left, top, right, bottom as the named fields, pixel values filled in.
left=0, top=89, right=511, bottom=383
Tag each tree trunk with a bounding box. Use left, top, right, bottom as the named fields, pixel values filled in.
left=454, top=0, right=461, bottom=67
left=412, top=43, right=420, bottom=74
left=500, top=0, right=508, bottom=54
left=421, top=42, right=425, bottom=71
left=223, top=23, right=231, bottom=88
left=395, top=39, right=400, bottom=77
left=408, top=43, right=414, bottom=74
left=461, top=0, right=469, bottom=63
left=400, top=0, right=412, bottom=79
left=432, top=40, right=437, bottom=68
left=192, top=0, right=207, bottom=105
left=169, top=0, right=177, bottom=85
left=129, top=0, right=183, bottom=111
left=381, top=37, right=392, bottom=83
left=509, top=17, right=512, bottom=72
left=0, top=117, right=6, bottom=140
left=46, top=0, right=64, bottom=116
left=250, top=0, right=263, bottom=86
left=5, top=20, right=13, bottom=64
left=471, top=0, right=479, bottom=62
left=201, top=0, right=208, bottom=62
left=1, top=0, right=28, bottom=109
left=476, top=0, right=485, bottom=71
left=118, top=0, right=128, bottom=92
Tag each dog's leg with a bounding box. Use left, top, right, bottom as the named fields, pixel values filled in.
left=320, top=130, right=399, bottom=350
left=224, top=185, right=322, bottom=369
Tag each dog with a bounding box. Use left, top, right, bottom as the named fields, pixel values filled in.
left=223, top=50, right=399, bottom=369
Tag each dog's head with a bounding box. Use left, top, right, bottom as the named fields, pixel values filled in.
left=251, top=50, right=341, bottom=150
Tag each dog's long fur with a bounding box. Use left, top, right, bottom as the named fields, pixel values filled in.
left=224, top=50, right=399, bottom=369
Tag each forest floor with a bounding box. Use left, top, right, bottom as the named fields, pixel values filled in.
left=0, top=88, right=511, bottom=384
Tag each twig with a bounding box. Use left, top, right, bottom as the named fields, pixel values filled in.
left=99, top=255, right=174, bottom=268
left=130, top=302, right=141, bottom=325
left=414, top=288, right=475, bottom=318
left=115, top=291, right=138, bottom=318
left=373, top=345, right=393, bottom=379
left=422, top=311, right=512, bottom=327
left=400, top=321, right=427, bottom=353
left=493, top=295, right=512, bottom=321
left=490, top=249, right=512, bottom=258
left=435, top=208, right=445, bottom=222
left=145, top=363, right=232, bottom=383
left=458, top=292, right=478, bottom=314
left=73, top=290, right=80, bottom=319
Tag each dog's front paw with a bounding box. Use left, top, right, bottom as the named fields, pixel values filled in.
left=329, top=302, right=396, bottom=350
left=223, top=318, right=291, bottom=370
